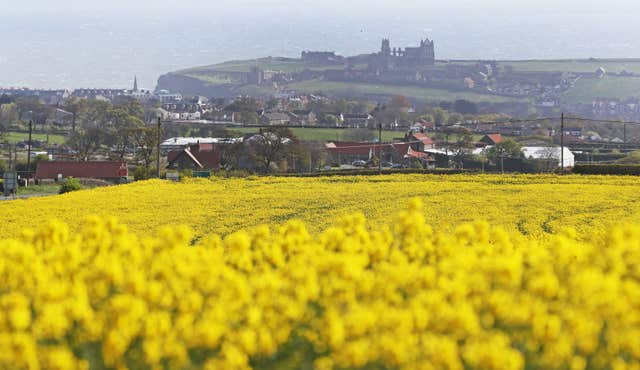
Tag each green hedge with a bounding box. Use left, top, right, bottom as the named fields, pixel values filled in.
left=574, top=153, right=627, bottom=162
left=274, top=168, right=469, bottom=177
left=572, top=164, right=640, bottom=175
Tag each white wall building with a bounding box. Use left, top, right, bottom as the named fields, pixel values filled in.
left=522, top=146, right=575, bottom=168
left=160, top=137, right=242, bottom=151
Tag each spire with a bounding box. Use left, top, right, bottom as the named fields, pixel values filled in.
left=133, top=76, right=138, bottom=92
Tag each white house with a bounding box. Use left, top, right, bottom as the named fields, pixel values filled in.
left=160, top=137, right=242, bottom=151
left=522, top=146, right=575, bottom=168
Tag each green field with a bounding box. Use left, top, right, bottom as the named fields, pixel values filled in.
left=228, top=127, right=404, bottom=142
left=502, top=59, right=640, bottom=74
left=169, top=57, right=640, bottom=104
left=562, top=75, right=640, bottom=103
left=4, top=131, right=66, bottom=145
left=286, top=80, right=525, bottom=103
left=180, top=57, right=353, bottom=75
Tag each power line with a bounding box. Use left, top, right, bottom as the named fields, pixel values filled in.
left=564, top=116, right=640, bottom=126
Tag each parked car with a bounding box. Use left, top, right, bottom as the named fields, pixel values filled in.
left=352, top=160, right=367, bottom=167
left=381, top=161, right=393, bottom=168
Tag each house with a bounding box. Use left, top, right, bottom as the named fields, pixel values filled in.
left=167, top=143, right=223, bottom=171
left=178, top=111, right=201, bottom=121
left=261, top=112, right=290, bottom=126
left=342, top=114, right=373, bottom=128
left=404, top=147, right=437, bottom=168
left=412, top=120, right=435, bottom=131
left=479, top=134, right=504, bottom=146
left=160, top=137, right=242, bottom=152
left=155, top=90, right=183, bottom=103
left=325, top=141, right=432, bottom=166
left=563, top=127, right=583, bottom=137
left=406, top=132, right=435, bottom=151
left=290, top=110, right=317, bottom=125
left=35, top=161, right=128, bottom=181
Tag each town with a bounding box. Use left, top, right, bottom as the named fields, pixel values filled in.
left=157, top=38, right=640, bottom=123
left=2, top=72, right=640, bottom=196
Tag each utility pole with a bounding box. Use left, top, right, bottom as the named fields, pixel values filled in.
left=156, top=116, right=161, bottom=178
left=445, top=132, right=450, bottom=167
left=560, top=112, right=564, bottom=173
left=624, top=123, right=627, bottom=144
left=378, top=123, right=382, bottom=174
left=8, top=143, right=12, bottom=169
left=26, top=119, right=33, bottom=178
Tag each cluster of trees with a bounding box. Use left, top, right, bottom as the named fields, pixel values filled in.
left=222, top=127, right=326, bottom=174
left=63, top=98, right=160, bottom=166
left=0, top=94, right=56, bottom=137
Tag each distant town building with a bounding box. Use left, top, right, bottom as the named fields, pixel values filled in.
left=0, top=88, right=71, bottom=105
left=369, top=38, right=435, bottom=72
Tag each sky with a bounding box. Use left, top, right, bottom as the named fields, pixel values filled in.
left=2, top=0, right=640, bottom=89
left=4, top=0, right=638, bottom=16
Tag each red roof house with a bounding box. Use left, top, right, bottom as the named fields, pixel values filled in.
left=35, top=161, right=128, bottom=181
left=167, top=143, right=223, bottom=170
left=480, top=133, right=504, bottom=146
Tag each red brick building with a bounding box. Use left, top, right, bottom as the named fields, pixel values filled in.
left=35, top=161, right=128, bottom=181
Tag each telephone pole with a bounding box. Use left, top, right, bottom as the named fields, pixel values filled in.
left=378, top=123, right=382, bottom=174
left=26, top=119, right=33, bottom=178
left=560, top=112, right=564, bottom=173
left=156, top=116, right=162, bottom=178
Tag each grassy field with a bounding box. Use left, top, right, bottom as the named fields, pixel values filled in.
left=502, top=59, right=640, bottom=73
left=228, top=127, right=403, bottom=142
left=562, top=75, right=640, bottom=103
left=285, top=80, right=524, bottom=103
left=172, top=57, right=640, bottom=104
left=3, top=131, right=67, bottom=145
left=16, top=183, right=60, bottom=195
left=181, top=57, right=357, bottom=74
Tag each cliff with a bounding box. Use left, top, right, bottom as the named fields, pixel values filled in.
left=156, top=73, right=236, bottom=97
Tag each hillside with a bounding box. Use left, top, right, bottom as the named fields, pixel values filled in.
left=158, top=57, right=640, bottom=105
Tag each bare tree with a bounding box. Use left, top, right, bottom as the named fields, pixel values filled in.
left=67, top=126, right=106, bottom=161
left=131, top=127, right=160, bottom=167
left=63, top=97, right=87, bottom=133
left=247, top=127, right=295, bottom=173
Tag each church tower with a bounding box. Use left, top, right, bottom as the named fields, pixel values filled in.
left=133, top=76, right=138, bottom=92
left=380, top=39, right=391, bottom=56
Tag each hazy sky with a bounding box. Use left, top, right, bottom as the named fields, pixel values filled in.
left=2, top=0, right=640, bottom=88
left=6, top=0, right=638, bottom=16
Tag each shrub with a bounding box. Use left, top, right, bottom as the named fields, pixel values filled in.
left=133, top=166, right=154, bottom=181
left=178, top=168, right=193, bottom=179
left=58, top=177, right=82, bottom=194
left=572, top=164, right=640, bottom=175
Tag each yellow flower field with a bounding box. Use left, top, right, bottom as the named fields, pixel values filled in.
left=1, top=174, right=640, bottom=240
left=1, top=174, right=640, bottom=369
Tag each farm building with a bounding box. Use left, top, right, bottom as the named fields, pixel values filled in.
left=35, top=161, right=128, bottom=181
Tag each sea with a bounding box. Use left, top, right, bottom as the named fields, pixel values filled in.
left=1, top=11, right=639, bottom=90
